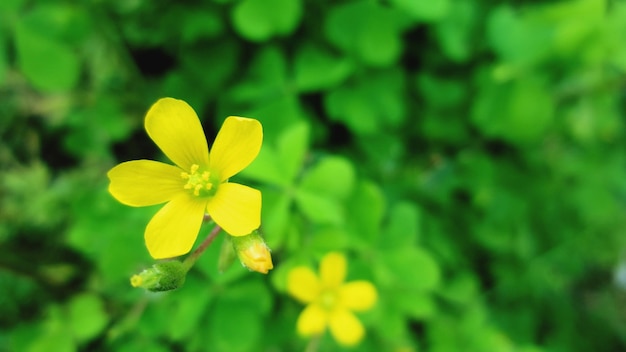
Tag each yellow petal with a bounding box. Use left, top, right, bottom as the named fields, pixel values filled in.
left=320, top=252, right=346, bottom=288
left=144, top=194, right=208, bottom=259
left=339, top=281, right=377, bottom=311
left=296, top=304, right=328, bottom=337
left=328, top=309, right=365, bottom=346
left=145, top=98, right=210, bottom=171
left=287, top=267, right=321, bottom=303
left=108, top=160, right=183, bottom=206
left=209, top=116, right=262, bottom=181
left=206, top=182, right=261, bottom=236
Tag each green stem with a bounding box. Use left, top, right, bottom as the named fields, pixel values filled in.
left=182, top=224, right=222, bottom=272
left=304, top=335, right=321, bottom=352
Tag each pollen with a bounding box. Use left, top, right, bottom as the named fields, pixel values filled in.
left=181, top=164, right=216, bottom=197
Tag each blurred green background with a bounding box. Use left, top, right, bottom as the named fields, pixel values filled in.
left=2, top=0, right=626, bottom=351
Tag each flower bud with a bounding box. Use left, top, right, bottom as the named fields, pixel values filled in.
left=130, top=260, right=186, bottom=292
left=231, top=231, right=273, bottom=274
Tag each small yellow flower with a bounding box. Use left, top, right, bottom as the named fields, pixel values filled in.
left=287, top=252, right=377, bottom=346
left=107, top=97, right=262, bottom=259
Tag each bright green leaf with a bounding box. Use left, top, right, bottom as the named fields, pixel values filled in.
left=27, top=306, right=74, bottom=352
left=472, top=73, right=554, bottom=144
left=299, top=156, right=355, bottom=200
left=295, top=189, right=343, bottom=225
left=209, top=298, right=262, bottom=352
left=377, top=247, right=441, bottom=291
left=167, top=278, right=213, bottom=341
left=346, top=180, right=386, bottom=244
left=394, top=291, right=437, bottom=319
left=67, top=293, right=109, bottom=343
left=325, top=1, right=405, bottom=66
left=277, top=122, right=310, bottom=183
left=240, top=145, right=286, bottom=186
left=391, top=0, right=450, bottom=21
left=383, top=202, right=421, bottom=249
left=294, top=43, right=354, bottom=92
left=15, top=21, right=80, bottom=92
left=231, top=0, right=302, bottom=42
left=324, top=69, right=406, bottom=134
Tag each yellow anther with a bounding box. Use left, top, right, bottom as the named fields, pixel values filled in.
left=181, top=164, right=215, bottom=197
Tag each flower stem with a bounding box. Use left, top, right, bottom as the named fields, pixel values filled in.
left=182, top=224, right=222, bottom=272
left=304, top=335, right=321, bottom=352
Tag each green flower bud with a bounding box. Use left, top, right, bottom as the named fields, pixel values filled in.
left=231, top=231, right=273, bottom=274
left=130, top=260, right=186, bottom=292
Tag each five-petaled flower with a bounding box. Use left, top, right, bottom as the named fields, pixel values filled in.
left=287, top=252, right=377, bottom=346
left=107, top=97, right=262, bottom=259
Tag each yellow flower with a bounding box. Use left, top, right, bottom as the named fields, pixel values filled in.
left=107, top=97, right=262, bottom=259
left=287, top=252, right=377, bottom=346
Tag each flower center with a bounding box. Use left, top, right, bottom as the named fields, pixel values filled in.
left=181, top=164, right=217, bottom=197
left=320, top=289, right=338, bottom=311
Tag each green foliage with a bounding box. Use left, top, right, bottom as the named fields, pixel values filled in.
left=2, top=0, right=626, bottom=351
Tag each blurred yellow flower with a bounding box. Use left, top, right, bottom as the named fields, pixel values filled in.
left=108, top=97, right=262, bottom=259
left=287, top=252, right=377, bottom=346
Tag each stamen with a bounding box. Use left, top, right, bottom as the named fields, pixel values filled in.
left=181, top=164, right=216, bottom=197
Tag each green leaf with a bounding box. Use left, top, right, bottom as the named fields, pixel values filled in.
left=391, top=0, right=450, bottom=21
left=299, top=156, right=355, bottom=200
left=382, top=202, right=421, bottom=249
left=240, top=145, right=286, bottom=186
left=221, top=278, right=273, bottom=316
left=209, top=296, right=262, bottom=352
left=434, top=0, right=477, bottom=62
left=231, top=0, right=302, bottom=42
left=277, top=122, right=310, bottom=183
left=0, top=34, right=7, bottom=85
left=181, top=10, right=223, bottom=43
left=346, top=180, right=386, bottom=244
left=245, top=95, right=304, bottom=144
left=15, top=20, right=80, bottom=92
left=0, top=0, right=24, bottom=13
left=377, top=247, right=441, bottom=291
left=260, top=190, right=292, bottom=250
left=67, top=293, right=108, bottom=343
left=324, top=69, right=406, bottom=134
left=471, top=73, right=554, bottom=144
left=62, top=97, right=132, bottom=158
left=166, top=278, right=213, bottom=341
left=294, top=189, right=343, bottom=225
left=310, top=227, right=351, bottom=254
left=325, top=1, right=405, bottom=66
left=27, top=306, right=74, bottom=352
left=294, top=43, right=354, bottom=92
left=394, top=291, right=437, bottom=319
